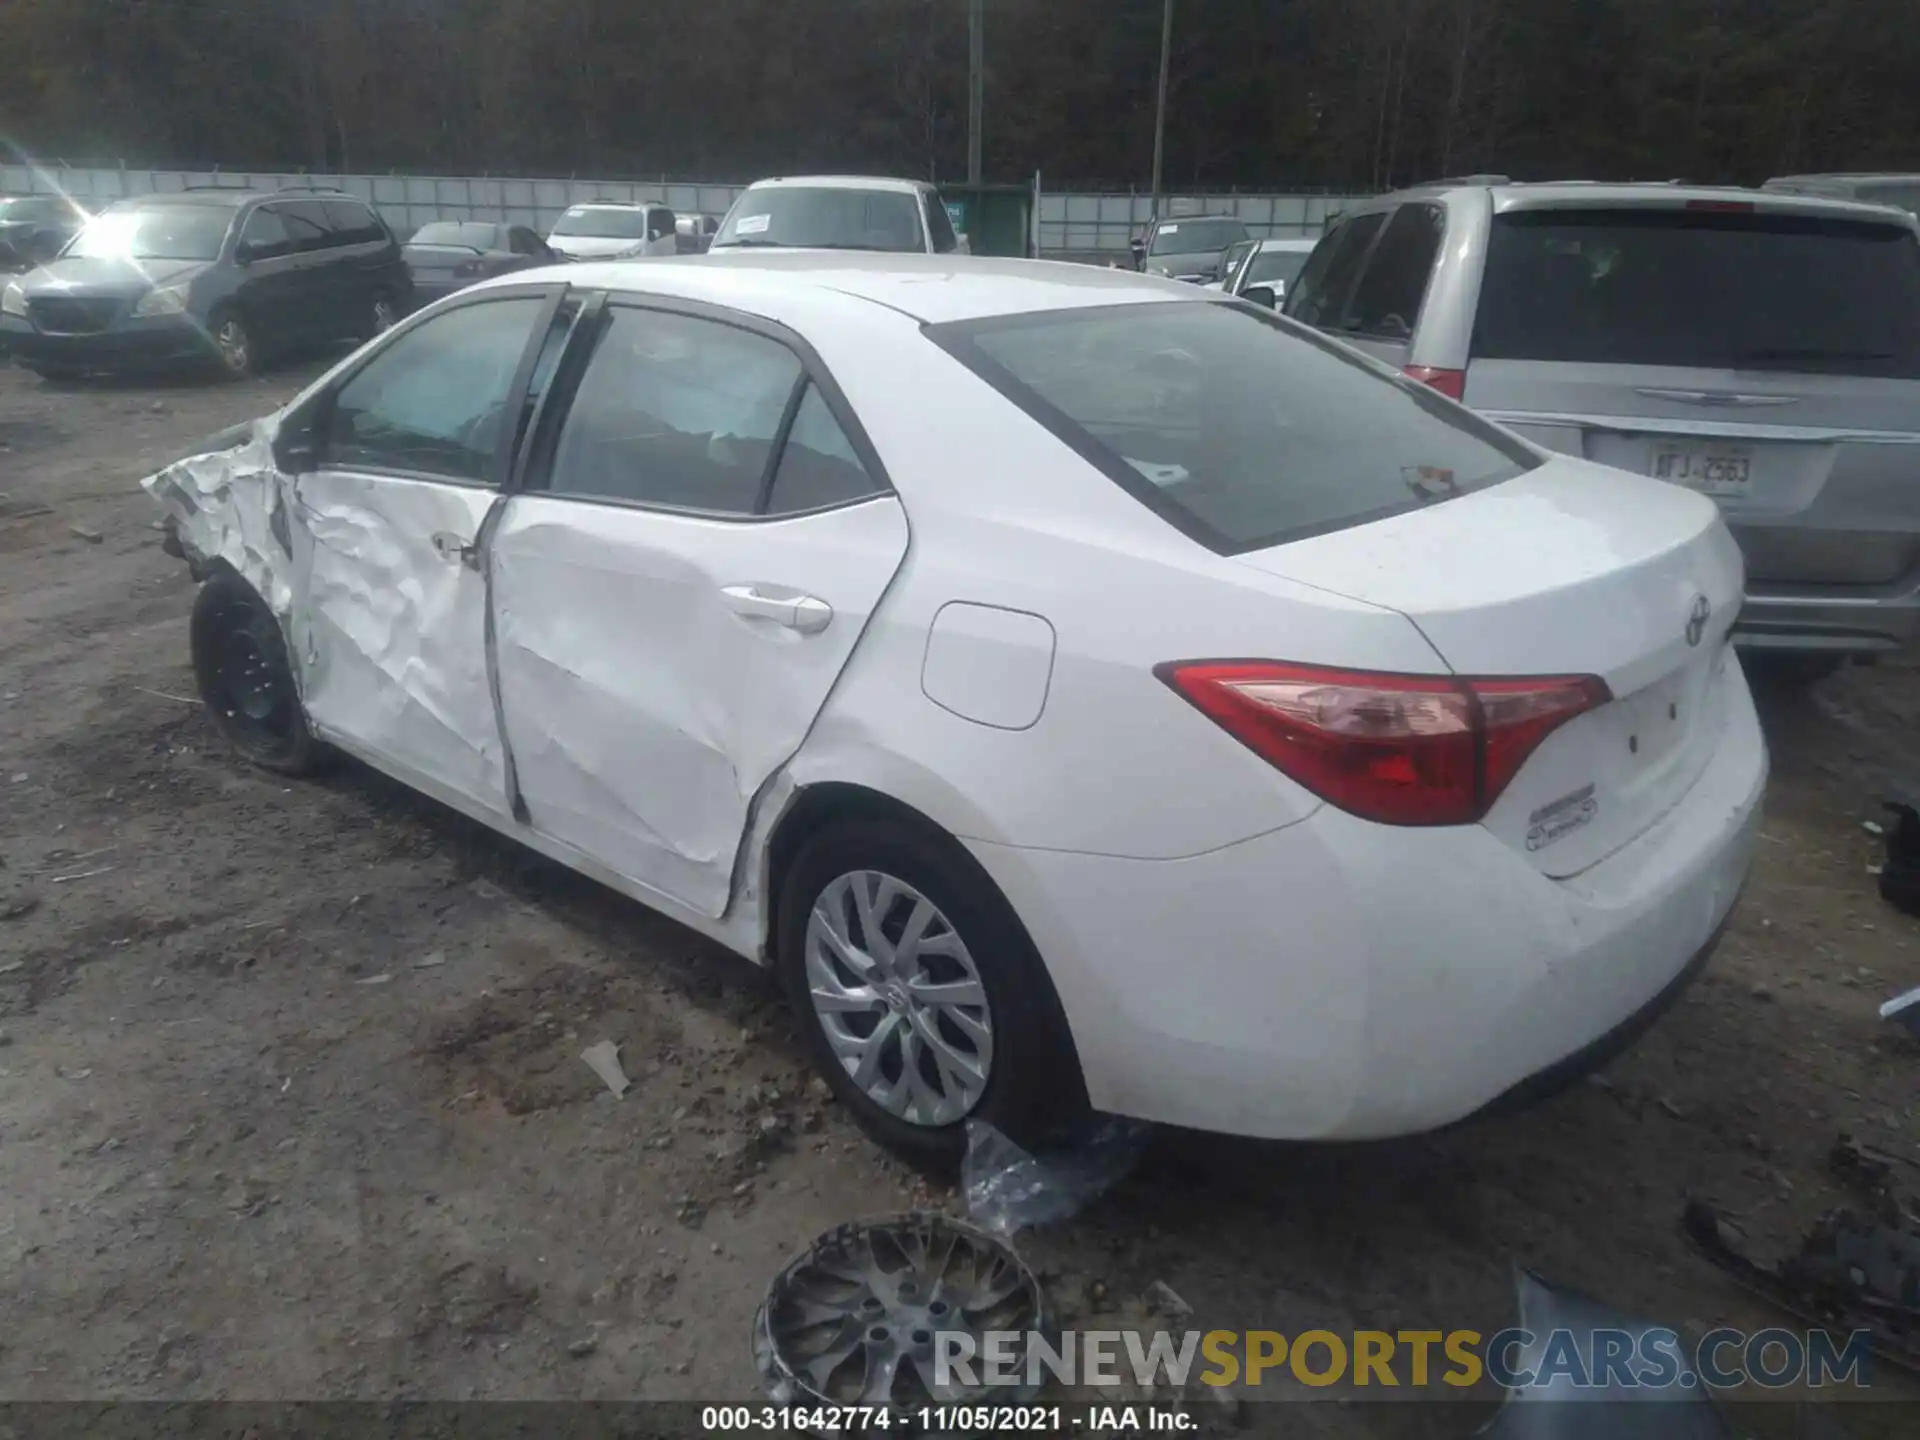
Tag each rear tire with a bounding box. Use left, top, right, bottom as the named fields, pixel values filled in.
left=190, top=571, right=324, bottom=776
left=776, top=815, right=1087, bottom=1167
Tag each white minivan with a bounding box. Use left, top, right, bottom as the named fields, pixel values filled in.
left=546, top=201, right=679, bottom=261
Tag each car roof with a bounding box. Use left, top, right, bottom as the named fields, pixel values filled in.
left=1767, top=172, right=1920, bottom=184
left=563, top=200, right=663, bottom=212
left=109, top=190, right=270, bottom=210
left=481, top=252, right=1200, bottom=325
left=743, top=175, right=928, bottom=195
left=1364, top=178, right=1918, bottom=223
left=1253, top=237, right=1317, bottom=251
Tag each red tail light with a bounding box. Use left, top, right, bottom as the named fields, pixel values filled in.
left=1157, top=661, right=1610, bottom=826
left=1402, top=364, right=1467, bottom=401
left=454, top=260, right=483, bottom=277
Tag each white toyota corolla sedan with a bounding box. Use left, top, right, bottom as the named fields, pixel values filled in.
left=144, top=253, right=1767, bottom=1161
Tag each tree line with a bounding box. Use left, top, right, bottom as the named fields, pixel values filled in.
left=1, top=0, right=1915, bottom=191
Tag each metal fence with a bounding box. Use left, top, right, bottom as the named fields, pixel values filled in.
left=1, top=162, right=1366, bottom=258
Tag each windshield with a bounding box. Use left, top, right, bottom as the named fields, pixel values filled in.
left=714, top=187, right=925, bottom=252
left=410, top=221, right=500, bottom=249
left=1476, top=208, right=1920, bottom=378
left=1245, top=249, right=1312, bottom=287
left=552, top=207, right=649, bottom=240
left=64, top=206, right=229, bottom=261
left=931, top=301, right=1536, bottom=554
left=1150, top=219, right=1247, bottom=256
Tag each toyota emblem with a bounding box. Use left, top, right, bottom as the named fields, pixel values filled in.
left=1685, top=594, right=1711, bottom=648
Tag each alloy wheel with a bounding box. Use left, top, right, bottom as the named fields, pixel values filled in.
left=214, top=317, right=250, bottom=375
left=804, top=870, right=994, bottom=1127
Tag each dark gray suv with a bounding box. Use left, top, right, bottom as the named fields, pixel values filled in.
left=0, top=186, right=411, bottom=381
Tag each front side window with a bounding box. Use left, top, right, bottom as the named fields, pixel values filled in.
left=65, top=205, right=231, bottom=261
left=933, top=300, right=1536, bottom=554
left=927, top=196, right=961, bottom=254
left=240, top=207, right=292, bottom=259
left=1474, top=208, right=1920, bottom=378
left=323, top=297, right=547, bottom=483
left=545, top=308, right=804, bottom=511
left=713, top=187, right=926, bottom=252
left=279, top=201, right=337, bottom=253
left=324, top=201, right=384, bottom=244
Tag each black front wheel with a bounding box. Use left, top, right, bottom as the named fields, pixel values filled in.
left=189, top=572, right=324, bottom=775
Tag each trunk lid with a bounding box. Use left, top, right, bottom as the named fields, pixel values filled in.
left=1233, top=457, right=1746, bottom=876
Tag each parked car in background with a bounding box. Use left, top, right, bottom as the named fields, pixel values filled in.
left=1, top=186, right=407, bottom=381
left=1763, top=173, right=1920, bottom=219
left=1282, top=180, right=1920, bottom=679
left=404, top=221, right=555, bottom=307
left=1221, top=237, right=1318, bottom=304
left=546, top=201, right=678, bottom=260
left=1205, top=238, right=1258, bottom=291
left=1128, top=215, right=1250, bottom=282
left=709, top=176, right=965, bottom=255
left=676, top=213, right=720, bottom=254
left=0, top=192, right=89, bottom=271
left=145, top=255, right=1762, bottom=1160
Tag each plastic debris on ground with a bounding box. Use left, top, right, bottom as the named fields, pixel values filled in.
left=961, top=1116, right=1152, bottom=1238
left=1475, top=1271, right=1738, bottom=1439
left=1683, top=1140, right=1920, bottom=1377
left=580, top=1039, right=631, bottom=1098
left=1881, top=984, right=1920, bottom=1042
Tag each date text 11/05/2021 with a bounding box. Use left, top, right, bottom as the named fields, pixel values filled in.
left=700, top=1407, right=1192, bottom=1433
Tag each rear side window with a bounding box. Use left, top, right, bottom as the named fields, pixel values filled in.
left=932, top=301, right=1537, bottom=554
left=1474, top=208, right=1920, bottom=378
left=1339, top=204, right=1445, bottom=338
left=279, top=201, right=337, bottom=252
left=764, top=383, right=880, bottom=514
left=1282, top=212, right=1385, bottom=328
left=545, top=308, right=803, bottom=512
left=324, top=200, right=386, bottom=245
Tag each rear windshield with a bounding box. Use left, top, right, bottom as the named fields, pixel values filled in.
left=931, top=301, right=1537, bottom=555
left=1245, top=248, right=1312, bottom=287
left=1149, top=219, right=1247, bottom=255
left=410, top=221, right=500, bottom=249
left=552, top=207, right=649, bottom=239
left=714, top=187, right=926, bottom=252
left=1476, top=208, right=1920, bottom=378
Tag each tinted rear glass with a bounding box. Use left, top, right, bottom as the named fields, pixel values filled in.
left=1476, top=208, right=1920, bottom=378
left=553, top=207, right=649, bottom=239
left=932, top=302, right=1537, bottom=555
left=1149, top=219, right=1247, bottom=255
left=412, top=222, right=503, bottom=249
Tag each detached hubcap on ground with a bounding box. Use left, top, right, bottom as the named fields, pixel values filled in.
left=805, top=870, right=993, bottom=1126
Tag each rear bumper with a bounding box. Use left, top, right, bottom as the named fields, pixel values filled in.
left=0, top=314, right=210, bottom=370
left=967, top=657, right=1767, bottom=1141
left=1735, top=584, right=1920, bottom=653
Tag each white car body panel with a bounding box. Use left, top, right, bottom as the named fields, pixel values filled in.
left=141, top=255, right=1769, bottom=1143
left=490, top=493, right=910, bottom=918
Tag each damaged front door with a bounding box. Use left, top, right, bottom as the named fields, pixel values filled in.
left=489, top=302, right=909, bottom=917
left=286, top=290, right=561, bottom=815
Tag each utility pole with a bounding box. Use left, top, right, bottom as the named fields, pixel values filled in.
left=968, top=0, right=985, bottom=185
left=1150, top=0, right=1173, bottom=220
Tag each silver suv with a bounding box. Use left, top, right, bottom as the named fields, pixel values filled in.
left=1279, top=180, right=1920, bottom=675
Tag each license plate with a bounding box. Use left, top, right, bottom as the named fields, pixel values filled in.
left=1652, top=446, right=1751, bottom=496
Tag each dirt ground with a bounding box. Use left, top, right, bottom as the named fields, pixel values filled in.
left=1, top=354, right=1916, bottom=1433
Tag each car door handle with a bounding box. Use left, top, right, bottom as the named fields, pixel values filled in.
left=431, top=531, right=479, bottom=569
left=721, top=584, right=834, bottom=634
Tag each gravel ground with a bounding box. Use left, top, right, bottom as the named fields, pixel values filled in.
left=1, top=355, right=1915, bottom=1434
